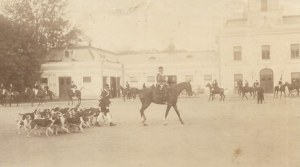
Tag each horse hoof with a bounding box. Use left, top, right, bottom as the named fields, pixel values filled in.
left=143, top=124, right=147, bottom=126
left=181, top=121, right=184, bottom=125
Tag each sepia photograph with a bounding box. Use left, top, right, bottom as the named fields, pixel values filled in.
left=0, top=0, right=299, bottom=166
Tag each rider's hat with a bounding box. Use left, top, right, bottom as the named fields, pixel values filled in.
left=104, top=84, right=109, bottom=87
left=158, top=66, right=163, bottom=70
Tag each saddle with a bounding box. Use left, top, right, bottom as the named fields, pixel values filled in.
left=153, top=85, right=169, bottom=103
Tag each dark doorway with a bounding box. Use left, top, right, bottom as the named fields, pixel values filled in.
left=260, top=68, right=274, bottom=93
left=110, top=77, right=117, bottom=98
left=59, top=77, right=71, bottom=99
left=116, top=77, right=121, bottom=98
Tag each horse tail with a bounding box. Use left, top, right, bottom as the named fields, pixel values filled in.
left=79, top=87, right=84, bottom=91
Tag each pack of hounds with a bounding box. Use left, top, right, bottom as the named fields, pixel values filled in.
left=16, top=105, right=113, bottom=137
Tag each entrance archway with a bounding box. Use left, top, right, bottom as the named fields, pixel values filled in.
left=260, top=68, right=274, bottom=93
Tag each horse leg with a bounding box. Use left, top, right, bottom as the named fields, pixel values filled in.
left=163, top=105, right=172, bottom=125
left=173, top=104, right=184, bottom=124
left=140, top=102, right=151, bottom=126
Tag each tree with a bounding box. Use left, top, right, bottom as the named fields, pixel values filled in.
left=0, top=15, right=41, bottom=89
left=3, top=0, right=81, bottom=50
left=0, top=0, right=81, bottom=89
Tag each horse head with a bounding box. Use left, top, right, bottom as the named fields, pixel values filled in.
left=185, top=81, right=193, bottom=96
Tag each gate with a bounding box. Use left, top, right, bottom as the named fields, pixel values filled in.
left=260, top=69, right=273, bottom=93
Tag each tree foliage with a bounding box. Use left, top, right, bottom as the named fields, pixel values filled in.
left=0, top=0, right=81, bottom=90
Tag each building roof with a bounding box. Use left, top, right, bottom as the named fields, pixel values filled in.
left=45, top=45, right=118, bottom=63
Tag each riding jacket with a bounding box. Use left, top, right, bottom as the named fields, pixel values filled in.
left=99, top=89, right=111, bottom=108
left=156, top=73, right=166, bottom=85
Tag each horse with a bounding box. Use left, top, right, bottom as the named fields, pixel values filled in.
left=1, top=89, right=20, bottom=107
left=24, top=87, right=47, bottom=106
left=238, top=85, right=255, bottom=100
left=139, top=81, right=193, bottom=126
left=67, top=87, right=83, bottom=105
left=205, top=83, right=225, bottom=101
left=120, top=86, right=139, bottom=101
left=274, top=83, right=287, bottom=98
left=285, top=82, right=299, bottom=96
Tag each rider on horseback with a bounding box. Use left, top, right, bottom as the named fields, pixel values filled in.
left=126, top=81, right=130, bottom=89
left=71, top=81, right=77, bottom=95
left=278, top=78, right=282, bottom=86
left=212, top=80, right=219, bottom=91
left=156, top=66, right=167, bottom=90
left=33, top=81, right=40, bottom=98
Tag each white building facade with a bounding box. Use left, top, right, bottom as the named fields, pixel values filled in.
left=41, top=46, right=123, bottom=99
left=118, top=50, right=219, bottom=93
left=218, top=0, right=300, bottom=93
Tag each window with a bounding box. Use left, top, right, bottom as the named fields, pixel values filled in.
left=233, top=46, right=242, bottom=61
left=40, top=78, right=48, bottom=84
left=261, top=0, right=268, bottom=12
left=130, top=76, right=138, bottom=82
left=83, top=77, right=91, bottom=83
left=262, top=45, right=270, bottom=60
left=147, top=76, right=155, bottom=82
left=185, top=75, right=193, bottom=81
left=204, top=75, right=212, bottom=81
left=291, top=44, right=299, bottom=59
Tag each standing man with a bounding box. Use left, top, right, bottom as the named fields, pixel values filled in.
left=97, top=84, right=116, bottom=126
left=126, top=81, right=130, bottom=89
left=257, top=83, right=264, bottom=104
left=156, top=66, right=167, bottom=90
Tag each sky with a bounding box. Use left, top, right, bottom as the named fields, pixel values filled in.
left=2, top=0, right=300, bottom=52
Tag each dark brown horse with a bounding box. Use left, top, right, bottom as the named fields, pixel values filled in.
left=238, top=85, right=255, bottom=100
left=274, top=83, right=287, bottom=98
left=205, top=83, right=225, bottom=101
left=120, top=86, right=139, bottom=101
left=139, top=81, right=193, bottom=126
left=67, top=87, right=83, bottom=105
left=24, top=87, right=47, bottom=106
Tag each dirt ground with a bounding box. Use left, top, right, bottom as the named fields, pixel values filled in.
left=0, top=94, right=299, bottom=167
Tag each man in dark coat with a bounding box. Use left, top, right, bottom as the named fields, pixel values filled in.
left=97, top=84, right=116, bottom=126
left=257, top=83, right=264, bottom=104
left=156, top=66, right=167, bottom=90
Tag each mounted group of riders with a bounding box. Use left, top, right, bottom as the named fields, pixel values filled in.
left=0, top=81, right=54, bottom=106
